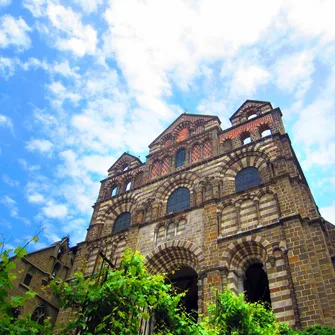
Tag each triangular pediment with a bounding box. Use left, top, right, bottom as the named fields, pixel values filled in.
left=149, top=113, right=220, bottom=148
left=230, top=100, right=272, bottom=122
left=108, top=152, right=143, bottom=173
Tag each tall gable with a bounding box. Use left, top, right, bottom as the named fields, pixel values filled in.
left=108, top=152, right=143, bottom=177
left=230, top=100, right=273, bottom=126
left=149, top=113, right=220, bottom=154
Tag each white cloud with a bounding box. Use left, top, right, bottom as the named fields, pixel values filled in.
left=274, top=51, right=315, bottom=99
left=23, top=0, right=46, bottom=18
left=42, top=201, right=68, bottom=219
left=26, top=138, right=54, bottom=155
left=21, top=57, right=49, bottom=71
left=72, top=0, right=104, bottom=14
left=27, top=192, right=45, bottom=204
left=0, top=113, right=13, bottom=131
left=2, top=174, right=19, bottom=187
left=293, top=99, right=335, bottom=148
left=0, top=57, right=16, bottom=79
left=0, top=196, right=30, bottom=225
left=230, top=65, right=271, bottom=97
left=47, top=4, right=97, bottom=56
left=0, top=15, right=31, bottom=51
left=53, top=60, right=79, bottom=78
left=0, top=0, right=11, bottom=7
left=285, top=0, right=335, bottom=43
left=18, top=158, right=41, bottom=172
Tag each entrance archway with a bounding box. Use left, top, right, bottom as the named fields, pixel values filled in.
left=243, top=263, right=271, bottom=307
left=169, top=266, right=198, bottom=317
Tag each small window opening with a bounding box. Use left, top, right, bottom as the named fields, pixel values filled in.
left=247, top=114, right=258, bottom=120
left=11, top=307, right=21, bottom=319
left=23, top=273, right=33, bottom=286
left=243, top=137, right=252, bottom=144
left=243, top=263, right=271, bottom=307
left=261, top=129, right=271, bottom=137
left=122, top=164, right=129, bottom=171
left=52, top=263, right=61, bottom=277
left=241, top=132, right=252, bottom=145
left=175, top=149, right=186, bottom=168
left=111, top=186, right=117, bottom=197
left=32, top=305, right=48, bottom=325
left=57, top=247, right=64, bottom=260
left=125, top=181, right=131, bottom=191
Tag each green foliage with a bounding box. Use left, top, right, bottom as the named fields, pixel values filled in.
left=299, top=325, right=335, bottom=335
left=208, top=290, right=280, bottom=335
left=0, top=239, right=52, bottom=335
left=51, top=249, right=206, bottom=335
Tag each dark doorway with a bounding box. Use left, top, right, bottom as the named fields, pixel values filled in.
left=243, top=263, right=271, bottom=307
left=168, top=266, right=198, bottom=318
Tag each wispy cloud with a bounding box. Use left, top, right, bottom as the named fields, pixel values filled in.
left=0, top=15, right=31, bottom=51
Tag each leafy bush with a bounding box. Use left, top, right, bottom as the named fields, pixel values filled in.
left=299, top=324, right=335, bottom=335
left=0, top=239, right=52, bottom=335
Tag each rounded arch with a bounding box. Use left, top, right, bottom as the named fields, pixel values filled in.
left=220, top=149, right=272, bottom=177
left=220, top=149, right=272, bottom=196
left=99, top=193, right=139, bottom=223
left=221, top=236, right=272, bottom=272
left=172, top=121, right=192, bottom=138
left=145, top=240, right=205, bottom=274
left=32, top=304, right=49, bottom=325
left=155, top=171, right=199, bottom=204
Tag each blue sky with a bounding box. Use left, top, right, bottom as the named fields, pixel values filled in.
left=1, top=0, right=335, bottom=251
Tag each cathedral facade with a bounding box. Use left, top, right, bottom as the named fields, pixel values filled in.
left=62, top=100, right=335, bottom=329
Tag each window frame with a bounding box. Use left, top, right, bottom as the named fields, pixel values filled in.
left=112, top=212, right=131, bottom=234
left=175, top=148, right=186, bottom=168
left=235, top=167, right=261, bottom=192
left=166, top=187, right=190, bottom=214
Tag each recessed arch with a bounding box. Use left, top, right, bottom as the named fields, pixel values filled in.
left=235, top=167, right=261, bottom=192
left=112, top=212, right=131, bottom=234
left=221, top=236, right=272, bottom=271
left=145, top=240, right=205, bottom=274
left=167, top=187, right=190, bottom=214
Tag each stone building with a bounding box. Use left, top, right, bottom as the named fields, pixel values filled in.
left=9, top=237, right=75, bottom=327
left=61, top=100, right=335, bottom=329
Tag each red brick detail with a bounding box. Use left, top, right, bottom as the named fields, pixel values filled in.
left=191, top=144, right=201, bottom=163
left=161, top=157, right=170, bottom=175
left=164, top=139, right=173, bottom=148
left=151, top=161, right=160, bottom=179
left=220, top=114, right=274, bottom=142
left=177, top=128, right=189, bottom=142
left=203, top=140, right=212, bottom=159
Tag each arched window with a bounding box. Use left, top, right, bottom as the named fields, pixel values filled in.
left=241, top=132, right=252, bottom=145
left=125, top=181, right=131, bottom=191
left=235, top=167, right=261, bottom=192
left=57, top=247, right=64, bottom=260
left=122, top=163, right=129, bottom=171
left=167, top=187, right=190, bottom=214
left=111, top=186, right=117, bottom=197
left=260, top=128, right=271, bottom=137
left=52, top=263, right=61, bottom=277
left=175, top=149, right=186, bottom=168
left=247, top=113, right=257, bottom=120
left=112, top=212, right=131, bottom=234
left=243, top=263, right=271, bottom=307
left=32, top=304, right=48, bottom=325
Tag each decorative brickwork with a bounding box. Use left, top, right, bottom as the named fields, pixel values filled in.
left=55, top=100, right=335, bottom=330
